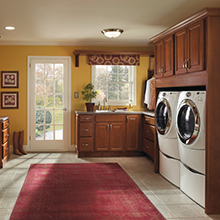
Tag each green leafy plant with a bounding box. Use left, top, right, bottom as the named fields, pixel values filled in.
left=81, top=83, right=98, bottom=103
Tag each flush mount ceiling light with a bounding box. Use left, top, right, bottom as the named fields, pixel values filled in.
left=5, top=26, right=15, bottom=30
left=101, top=28, right=124, bottom=38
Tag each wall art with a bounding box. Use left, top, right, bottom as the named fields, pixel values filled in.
left=1, top=71, right=19, bottom=88
left=1, top=92, right=19, bottom=109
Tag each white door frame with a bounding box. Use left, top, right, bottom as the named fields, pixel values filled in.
left=27, top=56, right=71, bottom=152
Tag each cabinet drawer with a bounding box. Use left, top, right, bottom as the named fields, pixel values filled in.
left=144, top=116, right=155, bottom=126
left=143, top=124, right=155, bottom=141
left=3, top=141, right=10, bottom=158
left=79, top=138, right=93, bottom=152
left=2, top=128, right=9, bottom=143
left=79, top=115, right=93, bottom=122
left=2, top=120, right=10, bottom=130
left=96, top=114, right=124, bottom=122
left=143, top=138, right=154, bottom=158
left=79, top=123, right=93, bottom=136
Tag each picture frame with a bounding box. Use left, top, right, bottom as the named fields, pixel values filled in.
left=1, top=71, right=19, bottom=88
left=1, top=92, right=19, bottom=109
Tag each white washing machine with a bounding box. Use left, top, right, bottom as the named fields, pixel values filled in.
left=156, top=91, right=180, bottom=187
left=176, top=91, right=206, bottom=207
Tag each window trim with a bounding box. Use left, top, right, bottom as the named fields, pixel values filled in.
left=91, top=65, right=136, bottom=106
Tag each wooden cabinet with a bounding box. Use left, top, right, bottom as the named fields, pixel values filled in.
left=125, top=115, right=142, bottom=151
left=76, top=114, right=94, bottom=156
left=0, top=117, right=10, bottom=168
left=76, top=112, right=146, bottom=157
left=155, top=35, right=174, bottom=78
left=142, top=115, right=155, bottom=158
left=175, top=20, right=204, bottom=75
left=95, top=115, right=125, bottom=151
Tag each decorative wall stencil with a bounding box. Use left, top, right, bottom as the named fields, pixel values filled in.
left=1, top=92, right=19, bottom=109
left=1, top=71, right=19, bottom=88
left=89, top=54, right=140, bottom=66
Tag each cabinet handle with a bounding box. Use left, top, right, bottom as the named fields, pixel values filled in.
left=145, top=145, right=149, bottom=149
left=5, top=134, right=9, bottom=137
left=5, top=123, right=9, bottom=126
left=126, top=117, right=129, bottom=123
left=83, top=117, right=90, bottom=120
left=160, top=65, right=165, bottom=74
left=186, top=59, right=190, bottom=70
left=82, top=143, right=89, bottom=146
left=107, top=124, right=110, bottom=131
left=82, top=129, right=89, bottom=132
left=110, top=124, right=112, bottom=132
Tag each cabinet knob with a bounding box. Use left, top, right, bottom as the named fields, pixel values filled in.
left=82, top=143, right=89, bottom=147
left=145, top=145, right=149, bottom=149
left=145, top=130, right=149, bottom=134
left=82, top=129, right=89, bottom=132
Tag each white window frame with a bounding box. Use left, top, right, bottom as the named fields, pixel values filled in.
left=92, top=65, right=136, bottom=106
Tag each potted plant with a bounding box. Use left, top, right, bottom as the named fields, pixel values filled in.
left=81, top=83, right=98, bottom=112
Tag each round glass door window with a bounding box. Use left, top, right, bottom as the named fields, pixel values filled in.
left=177, top=100, right=200, bottom=145
left=156, top=99, right=171, bottom=135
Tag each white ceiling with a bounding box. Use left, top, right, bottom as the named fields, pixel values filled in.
left=1, top=0, right=220, bottom=48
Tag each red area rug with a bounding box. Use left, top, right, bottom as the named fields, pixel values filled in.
left=10, top=163, right=165, bottom=220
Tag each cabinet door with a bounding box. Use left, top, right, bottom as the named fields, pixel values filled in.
left=164, top=35, right=174, bottom=77
left=175, top=28, right=188, bottom=75
left=95, top=123, right=109, bottom=151
left=109, top=122, right=124, bottom=151
left=155, top=40, right=164, bottom=78
left=187, top=20, right=204, bottom=73
left=126, top=115, right=141, bottom=151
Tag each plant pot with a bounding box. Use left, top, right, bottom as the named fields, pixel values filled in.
left=85, top=103, right=95, bottom=112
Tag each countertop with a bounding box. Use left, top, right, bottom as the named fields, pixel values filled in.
left=75, top=110, right=155, bottom=117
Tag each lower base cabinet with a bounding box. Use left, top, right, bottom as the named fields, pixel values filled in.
left=0, top=117, right=10, bottom=169
left=76, top=113, right=145, bottom=157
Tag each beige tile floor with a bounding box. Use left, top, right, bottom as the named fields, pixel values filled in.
left=0, top=152, right=220, bottom=220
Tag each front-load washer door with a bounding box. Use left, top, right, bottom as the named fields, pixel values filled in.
left=156, top=98, right=171, bottom=135
left=176, top=99, right=200, bottom=145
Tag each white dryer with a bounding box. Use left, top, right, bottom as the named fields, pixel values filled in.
left=176, top=91, right=206, bottom=207
left=156, top=91, right=180, bottom=187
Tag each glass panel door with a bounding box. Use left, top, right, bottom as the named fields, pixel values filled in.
left=28, top=57, right=70, bottom=151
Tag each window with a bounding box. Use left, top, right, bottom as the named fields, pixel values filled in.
left=92, top=65, right=136, bottom=106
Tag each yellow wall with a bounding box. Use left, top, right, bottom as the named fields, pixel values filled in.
left=0, top=45, right=150, bottom=147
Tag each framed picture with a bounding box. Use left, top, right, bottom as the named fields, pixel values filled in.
left=1, top=92, right=19, bottom=109
left=1, top=71, right=19, bottom=88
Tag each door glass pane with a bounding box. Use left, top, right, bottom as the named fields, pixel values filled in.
left=45, top=110, right=53, bottom=124
left=46, top=95, right=54, bottom=109
left=55, top=110, right=63, bottom=124
left=45, top=126, right=54, bottom=140
left=36, top=110, right=44, bottom=124
left=55, top=64, right=64, bottom=78
left=35, top=80, right=44, bottom=93
left=35, top=64, right=44, bottom=78
left=55, top=126, right=63, bottom=140
left=55, top=79, right=63, bottom=93
left=36, top=125, right=44, bottom=140
left=46, top=79, right=54, bottom=93
left=55, top=95, right=63, bottom=108
left=36, top=95, right=44, bottom=108
left=34, top=62, right=64, bottom=142
left=45, top=64, right=53, bottom=78
left=178, top=105, right=195, bottom=140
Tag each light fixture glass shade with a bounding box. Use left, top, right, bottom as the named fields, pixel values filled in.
left=101, top=28, right=124, bottom=38
left=5, top=26, right=15, bottom=30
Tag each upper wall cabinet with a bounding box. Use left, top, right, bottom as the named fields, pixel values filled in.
left=175, top=20, right=204, bottom=75
left=155, top=35, right=174, bottom=78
